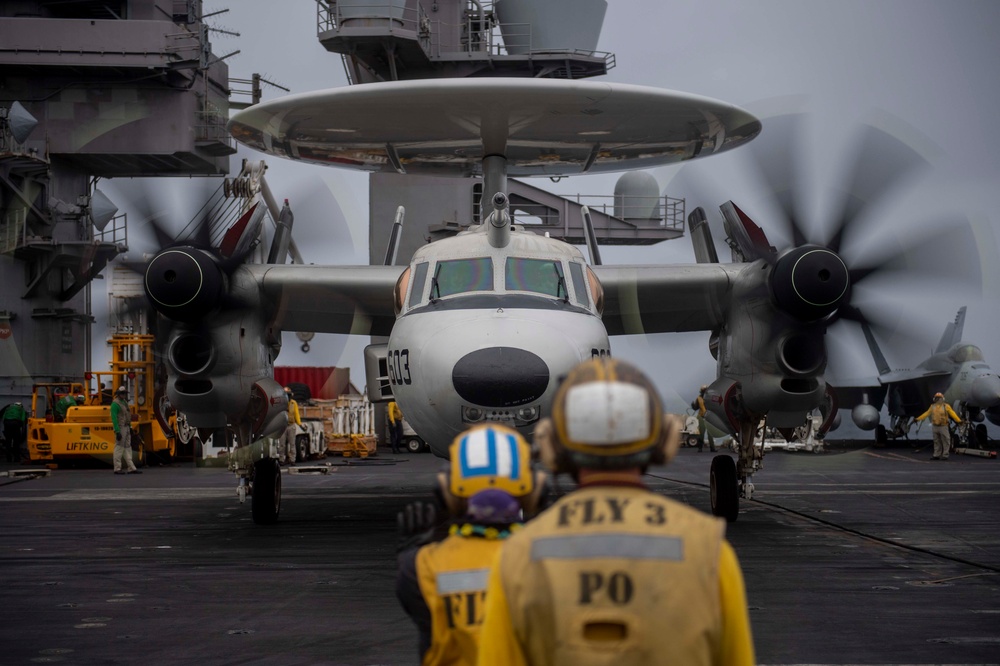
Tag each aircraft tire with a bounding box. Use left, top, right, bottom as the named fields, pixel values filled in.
left=252, top=458, right=281, bottom=525
left=710, top=455, right=739, bottom=522
left=975, top=424, right=988, bottom=448
left=875, top=424, right=888, bottom=447
left=405, top=437, right=424, bottom=453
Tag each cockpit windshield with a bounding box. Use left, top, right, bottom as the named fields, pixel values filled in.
left=950, top=344, right=985, bottom=363
left=505, top=257, right=565, bottom=298
left=433, top=258, right=493, bottom=298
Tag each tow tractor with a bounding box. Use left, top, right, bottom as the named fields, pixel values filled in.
left=26, top=334, right=179, bottom=466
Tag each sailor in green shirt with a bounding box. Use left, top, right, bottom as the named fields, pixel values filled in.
left=110, top=386, right=140, bottom=474
left=2, top=402, right=27, bottom=462
left=54, top=392, right=76, bottom=422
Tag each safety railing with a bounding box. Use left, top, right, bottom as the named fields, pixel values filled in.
left=318, top=0, right=615, bottom=64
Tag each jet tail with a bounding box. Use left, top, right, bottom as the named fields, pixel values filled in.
left=934, top=306, right=966, bottom=353
left=687, top=207, right=719, bottom=264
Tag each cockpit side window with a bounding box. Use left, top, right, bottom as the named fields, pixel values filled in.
left=569, top=262, right=590, bottom=308
left=433, top=258, right=493, bottom=298
left=393, top=267, right=411, bottom=315
left=505, top=257, right=564, bottom=298
left=586, top=266, right=604, bottom=315
left=408, top=262, right=429, bottom=309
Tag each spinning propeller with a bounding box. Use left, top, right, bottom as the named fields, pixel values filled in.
left=675, top=112, right=982, bottom=357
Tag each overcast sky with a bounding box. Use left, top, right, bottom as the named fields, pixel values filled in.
left=101, top=0, right=1000, bottom=427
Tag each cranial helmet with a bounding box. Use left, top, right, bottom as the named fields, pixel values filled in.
left=700, top=385, right=708, bottom=393
left=284, top=386, right=292, bottom=394
left=934, top=392, right=945, bottom=400
left=75, top=394, right=86, bottom=404
left=536, top=357, right=680, bottom=475
left=116, top=385, right=127, bottom=394
left=437, top=423, right=548, bottom=521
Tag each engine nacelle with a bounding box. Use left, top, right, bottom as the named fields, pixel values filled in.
left=248, top=377, right=289, bottom=439
left=145, top=247, right=225, bottom=322
left=771, top=245, right=850, bottom=322
left=851, top=403, right=880, bottom=431
left=702, top=377, right=742, bottom=433
left=160, top=268, right=280, bottom=444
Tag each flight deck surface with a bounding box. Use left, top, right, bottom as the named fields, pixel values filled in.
left=0, top=444, right=997, bottom=665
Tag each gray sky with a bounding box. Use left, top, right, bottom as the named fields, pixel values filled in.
left=103, top=0, right=1000, bottom=425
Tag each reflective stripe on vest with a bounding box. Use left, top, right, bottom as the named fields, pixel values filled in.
left=530, top=534, right=684, bottom=561
left=437, top=568, right=490, bottom=595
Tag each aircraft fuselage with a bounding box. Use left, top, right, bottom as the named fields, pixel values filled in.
left=385, top=225, right=610, bottom=456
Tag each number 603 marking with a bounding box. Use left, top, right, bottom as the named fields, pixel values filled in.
left=387, top=349, right=412, bottom=386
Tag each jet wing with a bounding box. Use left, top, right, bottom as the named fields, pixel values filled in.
left=878, top=368, right=951, bottom=385
left=593, top=263, right=737, bottom=335
left=248, top=264, right=404, bottom=336
left=828, top=382, right=888, bottom=411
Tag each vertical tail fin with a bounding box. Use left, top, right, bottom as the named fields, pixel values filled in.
left=382, top=206, right=405, bottom=266
left=934, top=306, right=966, bottom=353
left=687, top=207, right=719, bottom=264
left=581, top=205, right=603, bottom=266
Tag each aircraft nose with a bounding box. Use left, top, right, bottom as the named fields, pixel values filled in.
left=970, top=374, right=1000, bottom=408
left=452, top=347, right=550, bottom=407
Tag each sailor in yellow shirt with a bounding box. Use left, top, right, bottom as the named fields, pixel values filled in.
left=388, top=400, right=404, bottom=454
left=396, top=423, right=548, bottom=666
left=279, top=386, right=302, bottom=465
left=478, top=358, right=755, bottom=666
left=915, top=392, right=962, bottom=460
left=694, top=384, right=716, bottom=452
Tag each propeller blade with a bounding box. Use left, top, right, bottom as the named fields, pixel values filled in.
left=824, top=122, right=930, bottom=255
left=739, top=113, right=810, bottom=249
left=846, top=215, right=982, bottom=295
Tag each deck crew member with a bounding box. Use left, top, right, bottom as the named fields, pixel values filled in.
left=916, top=392, right=962, bottom=460
left=279, top=386, right=302, bottom=465
left=397, top=423, right=548, bottom=665
left=478, top=358, right=755, bottom=666
left=54, top=390, right=76, bottom=422
left=694, top=384, right=716, bottom=452
left=110, top=386, right=140, bottom=475
left=1, top=401, right=27, bottom=462
left=388, top=400, right=404, bottom=454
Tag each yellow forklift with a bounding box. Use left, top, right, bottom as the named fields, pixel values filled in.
left=26, top=334, right=178, bottom=466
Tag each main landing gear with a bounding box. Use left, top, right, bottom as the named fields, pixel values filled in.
left=709, top=417, right=764, bottom=523
left=250, top=457, right=282, bottom=524
left=228, top=427, right=283, bottom=525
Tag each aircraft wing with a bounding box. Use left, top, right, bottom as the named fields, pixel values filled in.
left=828, top=382, right=888, bottom=411
left=593, top=263, right=737, bottom=335
left=247, top=264, right=404, bottom=336
left=878, top=368, right=951, bottom=385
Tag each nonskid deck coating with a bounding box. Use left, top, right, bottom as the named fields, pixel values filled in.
left=0, top=444, right=997, bottom=665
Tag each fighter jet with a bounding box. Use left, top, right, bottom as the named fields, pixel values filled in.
left=136, top=79, right=890, bottom=523
left=831, top=306, right=1000, bottom=447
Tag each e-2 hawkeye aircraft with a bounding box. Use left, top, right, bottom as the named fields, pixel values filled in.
left=139, top=78, right=869, bottom=523
left=831, top=306, right=1000, bottom=447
